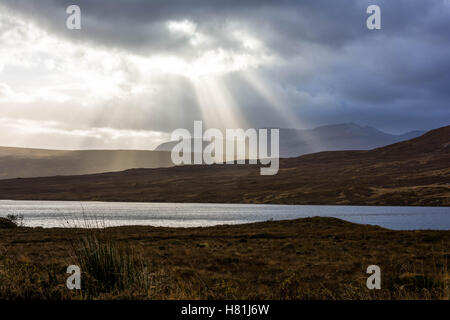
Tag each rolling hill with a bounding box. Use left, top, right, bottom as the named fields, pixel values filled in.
left=0, top=125, right=448, bottom=206
left=0, top=148, right=174, bottom=180
left=0, top=123, right=424, bottom=180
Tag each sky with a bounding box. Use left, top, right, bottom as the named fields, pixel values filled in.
left=0, top=0, right=449, bottom=150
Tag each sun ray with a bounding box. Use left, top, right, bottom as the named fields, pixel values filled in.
left=191, top=76, right=248, bottom=130
left=243, top=70, right=324, bottom=150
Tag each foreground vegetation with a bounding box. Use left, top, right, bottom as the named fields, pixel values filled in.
left=0, top=217, right=448, bottom=300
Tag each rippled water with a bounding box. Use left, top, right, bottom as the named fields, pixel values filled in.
left=0, top=200, right=449, bottom=230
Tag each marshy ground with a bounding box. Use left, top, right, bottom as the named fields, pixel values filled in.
left=0, top=217, right=448, bottom=300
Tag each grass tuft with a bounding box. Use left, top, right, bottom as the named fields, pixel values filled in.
left=71, top=230, right=151, bottom=297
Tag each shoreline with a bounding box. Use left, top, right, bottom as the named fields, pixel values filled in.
left=2, top=198, right=450, bottom=207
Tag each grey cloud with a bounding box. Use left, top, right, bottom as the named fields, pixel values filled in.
left=4, top=0, right=446, bottom=56
left=1, top=0, right=449, bottom=134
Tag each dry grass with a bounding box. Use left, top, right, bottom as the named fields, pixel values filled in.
left=71, top=232, right=151, bottom=297
left=0, top=217, right=448, bottom=300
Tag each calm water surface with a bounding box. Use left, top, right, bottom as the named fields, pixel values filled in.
left=1, top=200, right=449, bottom=230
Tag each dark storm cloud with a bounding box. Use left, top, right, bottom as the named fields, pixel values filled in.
left=3, top=0, right=445, bottom=56
left=2, top=0, right=450, bottom=133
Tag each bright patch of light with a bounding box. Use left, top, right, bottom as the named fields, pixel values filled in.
left=0, top=6, right=276, bottom=149
left=167, top=20, right=197, bottom=35
left=0, top=117, right=171, bottom=150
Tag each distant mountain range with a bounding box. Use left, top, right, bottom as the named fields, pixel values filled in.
left=0, top=123, right=425, bottom=180
left=277, top=123, right=425, bottom=157
left=0, top=125, right=448, bottom=206
left=155, top=123, right=425, bottom=157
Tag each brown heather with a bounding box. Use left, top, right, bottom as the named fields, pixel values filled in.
left=0, top=217, right=448, bottom=300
